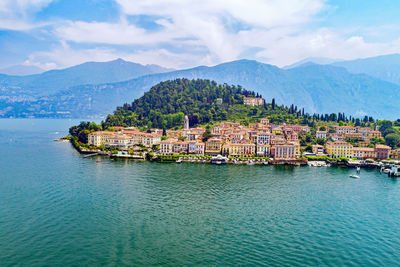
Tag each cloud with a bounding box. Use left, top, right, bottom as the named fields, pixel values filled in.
left=24, top=41, right=207, bottom=69
left=51, top=0, right=326, bottom=67
left=0, top=0, right=53, bottom=30
left=14, top=0, right=400, bottom=69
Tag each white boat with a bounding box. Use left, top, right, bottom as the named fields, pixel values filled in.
left=349, top=174, right=360, bottom=179
left=176, top=158, right=182, bottom=163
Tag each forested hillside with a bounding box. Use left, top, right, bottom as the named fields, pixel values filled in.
left=101, top=78, right=376, bottom=130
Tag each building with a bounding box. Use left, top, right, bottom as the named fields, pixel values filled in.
left=352, top=147, right=376, bottom=160
left=215, top=98, right=223, bottom=104
left=107, top=134, right=131, bottom=148
left=257, top=133, right=271, bottom=145
left=374, top=144, right=392, bottom=160
left=390, top=149, right=400, bottom=160
left=260, top=118, right=270, bottom=125
left=140, top=133, right=162, bottom=147
left=160, top=139, right=175, bottom=155
left=256, top=144, right=270, bottom=157
left=274, top=144, right=296, bottom=160
left=316, top=131, right=328, bottom=139
left=368, top=131, right=382, bottom=139
left=335, top=126, right=357, bottom=135
left=88, top=131, right=116, bottom=146
left=222, top=142, right=256, bottom=157
left=357, top=127, right=372, bottom=137
left=205, top=138, right=223, bottom=155
left=312, top=144, right=325, bottom=156
left=326, top=141, right=353, bottom=158
left=243, top=96, right=265, bottom=106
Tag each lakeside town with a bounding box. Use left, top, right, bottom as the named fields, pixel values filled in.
left=80, top=111, right=399, bottom=166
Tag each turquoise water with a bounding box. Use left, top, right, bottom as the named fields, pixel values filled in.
left=1, top=119, right=400, bottom=266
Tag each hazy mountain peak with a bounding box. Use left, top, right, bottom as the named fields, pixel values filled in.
left=331, top=53, right=400, bottom=85
left=0, top=64, right=45, bottom=76
left=284, top=57, right=343, bottom=69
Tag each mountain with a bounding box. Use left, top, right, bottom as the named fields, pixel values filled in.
left=0, top=65, right=45, bottom=76
left=331, top=54, right=400, bottom=85
left=0, top=58, right=172, bottom=96
left=283, top=57, right=342, bottom=69
left=1, top=59, right=400, bottom=119
left=3, top=59, right=399, bottom=119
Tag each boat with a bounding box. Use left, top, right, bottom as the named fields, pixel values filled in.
left=349, top=174, right=360, bottom=179
left=211, top=154, right=228, bottom=165
left=176, top=158, right=182, bottom=163
left=247, top=161, right=254, bottom=166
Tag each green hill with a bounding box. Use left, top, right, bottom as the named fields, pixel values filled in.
left=101, top=78, right=354, bottom=130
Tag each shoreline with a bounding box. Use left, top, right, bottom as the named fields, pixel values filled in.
left=66, top=140, right=399, bottom=172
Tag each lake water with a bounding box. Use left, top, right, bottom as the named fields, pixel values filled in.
left=1, top=119, right=400, bottom=266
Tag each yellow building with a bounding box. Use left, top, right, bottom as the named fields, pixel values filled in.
left=222, top=142, right=255, bottom=157
left=326, top=141, right=353, bottom=158
left=205, top=138, right=223, bottom=155
left=390, top=149, right=400, bottom=160
left=368, top=131, right=382, bottom=139
left=88, top=131, right=116, bottom=146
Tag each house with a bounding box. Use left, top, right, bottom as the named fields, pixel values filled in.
left=243, top=96, right=265, bottom=106
left=312, top=144, right=325, bottom=156
left=205, top=138, right=223, bottom=155
left=316, top=131, right=328, bottom=139
left=274, top=144, right=296, bottom=160
left=160, top=139, right=176, bottom=155
left=368, top=131, right=382, bottom=139
left=374, top=144, right=392, bottom=160
left=260, top=118, right=270, bottom=125
left=335, top=126, right=357, bottom=135
left=88, top=131, right=117, bottom=146
left=352, top=147, right=376, bottom=160
left=107, top=134, right=131, bottom=148
left=256, top=144, right=270, bottom=157
left=256, top=133, right=271, bottom=145
left=390, top=149, right=400, bottom=160
left=326, top=141, right=353, bottom=158
left=331, top=134, right=345, bottom=141
left=357, top=127, right=372, bottom=137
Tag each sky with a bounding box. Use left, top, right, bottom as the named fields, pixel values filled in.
left=1, top=0, right=400, bottom=70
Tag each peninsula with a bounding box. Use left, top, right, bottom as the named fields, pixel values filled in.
left=68, top=79, right=400, bottom=168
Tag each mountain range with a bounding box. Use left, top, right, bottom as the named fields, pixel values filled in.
left=1, top=55, right=400, bottom=119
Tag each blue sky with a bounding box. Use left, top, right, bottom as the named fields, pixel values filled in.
left=1, top=0, right=400, bottom=70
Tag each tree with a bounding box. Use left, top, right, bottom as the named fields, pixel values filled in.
left=272, top=98, right=275, bottom=110
left=319, top=126, right=326, bottom=131
left=316, top=138, right=326, bottom=145
left=385, top=133, right=400, bottom=147
left=202, top=126, right=213, bottom=142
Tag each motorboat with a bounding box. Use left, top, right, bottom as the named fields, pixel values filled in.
left=349, top=174, right=360, bottom=179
